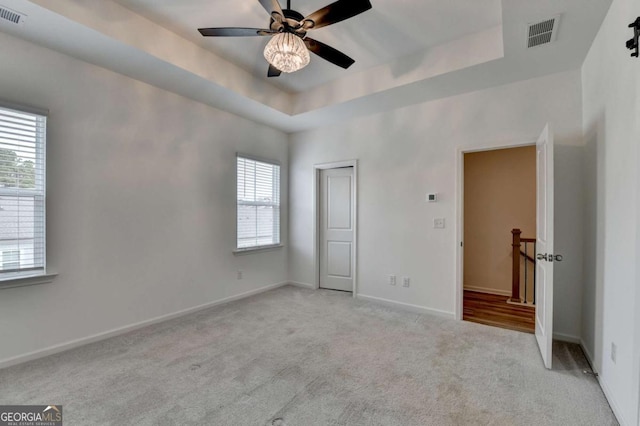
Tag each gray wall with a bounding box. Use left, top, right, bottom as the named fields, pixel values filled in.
left=581, top=0, right=640, bottom=423
left=0, top=32, right=289, bottom=364
left=289, top=70, right=585, bottom=340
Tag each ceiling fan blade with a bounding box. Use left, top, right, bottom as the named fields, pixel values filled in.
left=258, top=0, right=284, bottom=20
left=302, top=0, right=372, bottom=30
left=198, top=27, right=278, bottom=37
left=304, top=38, right=355, bottom=69
left=268, top=64, right=282, bottom=77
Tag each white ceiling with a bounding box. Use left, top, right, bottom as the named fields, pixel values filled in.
left=115, top=0, right=503, bottom=93
left=0, top=0, right=612, bottom=132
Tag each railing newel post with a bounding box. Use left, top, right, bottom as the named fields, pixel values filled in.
left=511, top=229, right=522, bottom=303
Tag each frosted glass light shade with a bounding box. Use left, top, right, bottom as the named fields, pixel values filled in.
left=263, top=33, right=310, bottom=73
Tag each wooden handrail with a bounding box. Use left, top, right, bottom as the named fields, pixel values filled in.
left=521, top=237, right=536, bottom=243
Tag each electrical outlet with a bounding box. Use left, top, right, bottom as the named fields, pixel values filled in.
left=389, top=275, right=396, bottom=286
left=237, top=271, right=243, bottom=280
left=434, top=218, right=445, bottom=229
left=403, top=277, right=410, bottom=287
left=611, top=342, right=617, bottom=363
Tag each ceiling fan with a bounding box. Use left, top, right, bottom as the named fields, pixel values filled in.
left=198, top=0, right=373, bottom=77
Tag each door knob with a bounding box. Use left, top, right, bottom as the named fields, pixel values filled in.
left=536, top=253, right=563, bottom=262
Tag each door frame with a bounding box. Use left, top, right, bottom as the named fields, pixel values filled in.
left=455, top=141, right=536, bottom=321
left=313, top=160, right=358, bottom=297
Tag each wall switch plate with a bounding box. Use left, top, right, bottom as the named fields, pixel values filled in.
left=403, top=277, right=410, bottom=287
left=426, top=193, right=438, bottom=202
left=434, top=218, right=445, bottom=229
left=611, top=342, right=617, bottom=363
left=237, top=271, right=243, bottom=280
left=389, top=275, right=396, bottom=286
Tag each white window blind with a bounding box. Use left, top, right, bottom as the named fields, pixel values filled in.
left=237, top=156, right=280, bottom=250
left=0, top=105, right=46, bottom=279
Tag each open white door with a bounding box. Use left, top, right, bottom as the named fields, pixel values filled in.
left=535, top=124, right=555, bottom=369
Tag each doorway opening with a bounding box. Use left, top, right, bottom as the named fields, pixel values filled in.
left=461, top=145, right=537, bottom=333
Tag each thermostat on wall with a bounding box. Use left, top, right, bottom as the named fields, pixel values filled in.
left=427, top=193, right=438, bottom=202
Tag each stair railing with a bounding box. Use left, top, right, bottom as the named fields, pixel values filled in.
left=510, top=229, right=536, bottom=305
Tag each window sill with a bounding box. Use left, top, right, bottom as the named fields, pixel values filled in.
left=0, top=273, right=58, bottom=290
left=233, top=244, right=284, bottom=256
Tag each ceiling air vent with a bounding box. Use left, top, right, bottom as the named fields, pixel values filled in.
left=527, top=15, right=560, bottom=48
left=0, top=5, right=26, bottom=26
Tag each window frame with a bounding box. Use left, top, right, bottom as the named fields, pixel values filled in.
left=0, top=101, right=55, bottom=288
left=234, top=153, right=283, bottom=254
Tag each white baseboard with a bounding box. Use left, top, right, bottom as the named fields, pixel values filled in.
left=288, top=281, right=315, bottom=289
left=356, top=294, right=455, bottom=319
left=579, top=339, right=596, bottom=370
left=463, top=286, right=512, bottom=297
left=553, top=332, right=581, bottom=344
left=0, top=281, right=289, bottom=370
left=579, top=340, right=628, bottom=426
left=597, top=373, right=629, bottom=426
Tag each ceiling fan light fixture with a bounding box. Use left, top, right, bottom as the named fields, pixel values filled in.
left=263, top=32, right=310, bottom=73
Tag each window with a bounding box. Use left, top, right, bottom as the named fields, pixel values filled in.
left=236, top=155, right=280, bottom=250
left=0, top=105, right=46, bottom=280
left=2, top=250, right=20, bottom=271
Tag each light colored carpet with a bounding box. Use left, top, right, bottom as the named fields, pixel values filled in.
left=0, top=286, right=616, bottom=425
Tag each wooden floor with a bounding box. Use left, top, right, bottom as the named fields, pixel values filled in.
left=463, top=290, right=535, bottom=334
